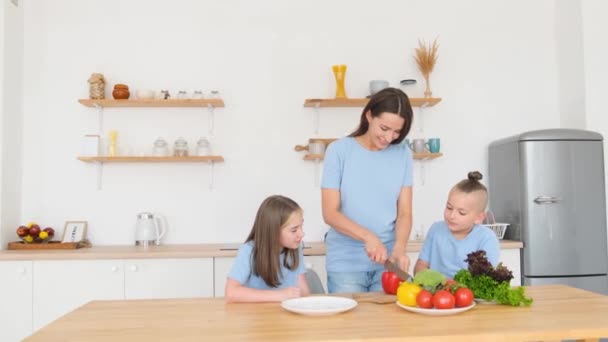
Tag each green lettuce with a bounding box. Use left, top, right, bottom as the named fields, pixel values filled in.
left=454, top=251, right=533, bottom=306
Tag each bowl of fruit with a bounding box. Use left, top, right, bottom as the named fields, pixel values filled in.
left=16, top=222, right=55, bottom=244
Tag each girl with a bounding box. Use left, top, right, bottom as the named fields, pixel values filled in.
left=225, top=195, right=310, bottom=303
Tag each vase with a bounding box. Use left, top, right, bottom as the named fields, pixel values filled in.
left=112, top=84, right=130, bottom=100
left=332, top=64, right=347, bottom=98
left=424, top=75, right=432, bottom=98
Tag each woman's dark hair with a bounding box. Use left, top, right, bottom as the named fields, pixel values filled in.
left=245, top=195, right=302, bottom=288
left=349, top=87, right=413, bottom=144
left=455, top=171, right=488, bottom=209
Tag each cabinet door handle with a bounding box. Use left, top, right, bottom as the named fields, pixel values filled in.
left=534, top=196, right=561, bottom=204
left=111, top=266, right=119, bottom=273
left=16, top=267, right=26, bottom=274
left=129, top=265, right=138, bottom=272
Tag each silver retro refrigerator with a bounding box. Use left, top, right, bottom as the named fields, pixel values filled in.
left=488, top=129, right=608, bottom=294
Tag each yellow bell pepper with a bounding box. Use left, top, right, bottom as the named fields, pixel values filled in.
left=397, top=281, right=422, bottom=307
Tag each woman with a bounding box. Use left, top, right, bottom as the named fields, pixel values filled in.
left=321, top=87, right=414, bottom=293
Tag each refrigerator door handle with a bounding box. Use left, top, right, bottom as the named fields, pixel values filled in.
left=534, top=196, right=561, bottom=204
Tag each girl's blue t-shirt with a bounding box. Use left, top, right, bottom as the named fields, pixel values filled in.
left=228, top=241, right=306, bottom=289
left=321, top=137, right=413, bottom=273
left=418, top=221, right=500, bottom=279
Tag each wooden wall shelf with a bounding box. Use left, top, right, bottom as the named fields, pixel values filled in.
left=303, top=97, right=441, bottom=108
left=77, top=156, right=225, bottom=163
left=413, top=152, right=443, bottom=160
left=303, top=152, right=443, bottom=161
left=78, top=99, right=225, bottom=108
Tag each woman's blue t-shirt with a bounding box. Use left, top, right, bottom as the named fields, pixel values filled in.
left=321, top=137, right=413, bottom=272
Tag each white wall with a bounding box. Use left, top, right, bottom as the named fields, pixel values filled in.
left=581, top=0, right=608, bottom=248
left=556, top=0, right=586, bottom=129
left=0, top=0, right=4, bottom=248
left=0, top=0, right=24, bottom=248
left=14, top=0, right=563, bottom=246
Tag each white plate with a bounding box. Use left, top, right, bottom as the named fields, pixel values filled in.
left=474, top=298, right=498, bottom=305
left=395, top=301, right=476, bottom=316
left=281, top=296, right=358, bottom=316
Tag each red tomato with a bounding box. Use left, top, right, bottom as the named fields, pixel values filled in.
left=432, top=290, right=455, bottom=309
left=381, top=271, right=401, bottom=295
left=416, top=290, right=433, bottom=309
left=445, top=279, right=458, bottom=286
left=454, top=288, right=474, bottom=308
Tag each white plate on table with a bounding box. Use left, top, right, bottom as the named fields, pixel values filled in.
left=281, top=296, right=358, bottom=316
left=395, top=301, right=476, bottom=316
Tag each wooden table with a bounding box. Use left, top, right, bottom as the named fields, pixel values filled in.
left=25, top=285, right=608, bottom=342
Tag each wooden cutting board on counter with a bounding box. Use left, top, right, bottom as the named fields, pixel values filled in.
left=346, top=292, right=396, bottom=304
left=8, top=240, right=91, bottom=250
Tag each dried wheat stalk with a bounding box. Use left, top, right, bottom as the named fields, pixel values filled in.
left=414, top=39, right=439, bottom=78
left=414, top=39, right=439, bottom=97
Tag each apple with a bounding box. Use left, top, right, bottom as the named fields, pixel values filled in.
left=29, top=226, right=41, bottom=238
left=43, top=227, right=55, bottom=237
left=16, top=226, right=29, bottom=238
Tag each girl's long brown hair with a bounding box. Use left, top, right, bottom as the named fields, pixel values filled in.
left=349, top=87, right=413, bottom=144
left=245, top=195, right=302, bottom=287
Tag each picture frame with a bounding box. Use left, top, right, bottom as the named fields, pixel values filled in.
left=62, top=221, right=88, bottom=243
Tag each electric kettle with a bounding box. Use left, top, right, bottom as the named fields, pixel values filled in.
left=135, top=212, right=167, bottom=247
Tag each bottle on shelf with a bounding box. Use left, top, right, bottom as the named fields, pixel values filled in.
left=108, top=130, right=118, bottom=156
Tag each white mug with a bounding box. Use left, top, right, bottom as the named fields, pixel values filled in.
left=410, top=139, right=426, bottom=153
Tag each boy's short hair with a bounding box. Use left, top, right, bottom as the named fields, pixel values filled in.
left=454, top=171, right=488, bottom=210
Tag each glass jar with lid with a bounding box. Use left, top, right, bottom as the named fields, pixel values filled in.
left=196, top=137, right=211, bottom=156
left=173, top=137, right=189, bottom=157
left=153, top=137, right=169, bottom=156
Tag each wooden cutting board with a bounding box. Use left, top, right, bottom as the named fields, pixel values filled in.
left=7, top=240, right=91, bottom=250
left=350, top=292, right=396, bottom=304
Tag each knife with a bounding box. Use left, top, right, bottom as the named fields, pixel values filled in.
left=384, top=259, right=413, bottom=281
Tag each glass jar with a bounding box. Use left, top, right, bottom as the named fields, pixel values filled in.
left=209, top=90, right=220, bottom=99
left=192, top=90, right=204, bottom=100
left=177, top=90, right=188, bottom=99
left=153, top=137, right=169, bottom=156
left=196, top=137, right=211, bottom=156
left=173, top=137, right=189, bottom=157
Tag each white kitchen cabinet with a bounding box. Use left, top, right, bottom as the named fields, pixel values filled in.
left=125, top=258, right=213, bottom=299
left=32, top=259, right=124, bottom=331
left=500, top=248, right=522, bottom=286
left=213, top=257, right=235, bottom=297
left=0, top=261, right=33, bottom=342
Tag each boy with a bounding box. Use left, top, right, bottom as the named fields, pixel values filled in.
left=414, top=171, right=500, bottom=279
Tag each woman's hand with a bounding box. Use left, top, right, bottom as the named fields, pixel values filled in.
left=365, top=235, right=387, bottom=264
left=390, top=252, right=411, bottom=275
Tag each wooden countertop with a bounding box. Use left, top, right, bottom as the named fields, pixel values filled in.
left=0, top=240, right=523, bottom=261
left=24, top=285, right=608, bottom=342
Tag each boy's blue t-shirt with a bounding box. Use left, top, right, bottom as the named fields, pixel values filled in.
left=228, top=241, right=306, bottom=289
left=321, top=137, right=413, bottom=273
left=418, top=221, right=500, bottom=279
